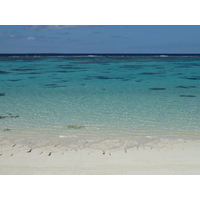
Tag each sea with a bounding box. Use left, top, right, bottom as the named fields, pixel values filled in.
left=0, top=54, right=200, bottom=139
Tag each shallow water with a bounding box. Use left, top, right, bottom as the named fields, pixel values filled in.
left=0, top=55, right=200, bottom=138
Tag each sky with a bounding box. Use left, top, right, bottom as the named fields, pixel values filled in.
left=1, top=25, right=200, bottom=54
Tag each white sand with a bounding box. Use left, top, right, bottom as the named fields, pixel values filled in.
left=1, top=134, right=200, bottom=175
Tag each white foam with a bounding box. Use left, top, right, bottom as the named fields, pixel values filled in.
left=59, top=135, right=78, bottom=138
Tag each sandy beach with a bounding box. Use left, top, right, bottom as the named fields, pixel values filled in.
left=1, top=134, right=200, bottom=175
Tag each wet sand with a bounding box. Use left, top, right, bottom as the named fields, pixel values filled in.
left=1, top=134, right=200, bottom=175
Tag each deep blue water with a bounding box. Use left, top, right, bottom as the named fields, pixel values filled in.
left=0, top=54, right=200, bottom=138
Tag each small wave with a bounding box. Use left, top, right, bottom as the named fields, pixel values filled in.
left=159, top=55, right=168, bottom=57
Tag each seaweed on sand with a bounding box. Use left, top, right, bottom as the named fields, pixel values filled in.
left=67, top=125, right=85, bottom=129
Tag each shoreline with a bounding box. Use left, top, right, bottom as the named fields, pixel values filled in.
left=1, top=133, right=200, bottom=174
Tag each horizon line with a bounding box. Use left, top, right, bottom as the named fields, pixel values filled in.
left=1, top=53, right=200, bottom=55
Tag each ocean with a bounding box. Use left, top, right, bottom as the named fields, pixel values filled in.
left=0, top=54, right=200, bottom=139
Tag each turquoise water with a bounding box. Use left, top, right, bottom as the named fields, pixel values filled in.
left=0, top=55, right=200, bottom=138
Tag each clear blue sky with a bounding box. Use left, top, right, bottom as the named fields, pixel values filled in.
left=1, top=25, right=200, bottom=54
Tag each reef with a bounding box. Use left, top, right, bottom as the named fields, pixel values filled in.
left=0, top=93, right=5, bottom=96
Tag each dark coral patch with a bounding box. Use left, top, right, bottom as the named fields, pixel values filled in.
left=57, top=65, right=85, bottom=70
left=43, top=84, right=65, bottom=88
left=84, top=77, right=92, bottom=80
left=175, top=66, right=191, bottom=68
left=120, top=65, right=143, bottom=69
left=94, top=76, right=110, bottom=79
left=149, top=88, right=166, bottom=90
left=56, top=70, right=77, bottom=73
left=8, top=79, right=22, bottom=82
left=27, top=72, right=42, bottom=74
left=0, top=93, right=5, bottom=96
left=121, top=78, right=132, bottom=81
left=185, top=76, right=200, bottom=80
left=180, top=95, right=196, bottom=98
left=59, top=80, right=69, bottom=83
left=58, top=64, right=75, bottom=67
left=28, top=76, right=38, bottom=79
left=139, top=72, right=164, bottom=75
left=0, top=70, right=9, bottom=74
left=176, top=86, right=196, bottom=89
left=173, top=73, right=183, bottom=76
left=135, top=79, right=143, bottom=82
left=93, top=76, right=126, bottom=80
left=12, top=68, right=35, bottom=71
left=18, top=72, right=42, bottom=75
left=71, top=61, right=110, bottom=65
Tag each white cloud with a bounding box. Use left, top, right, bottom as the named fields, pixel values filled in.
left=26, top=36, right=36, bottom=40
